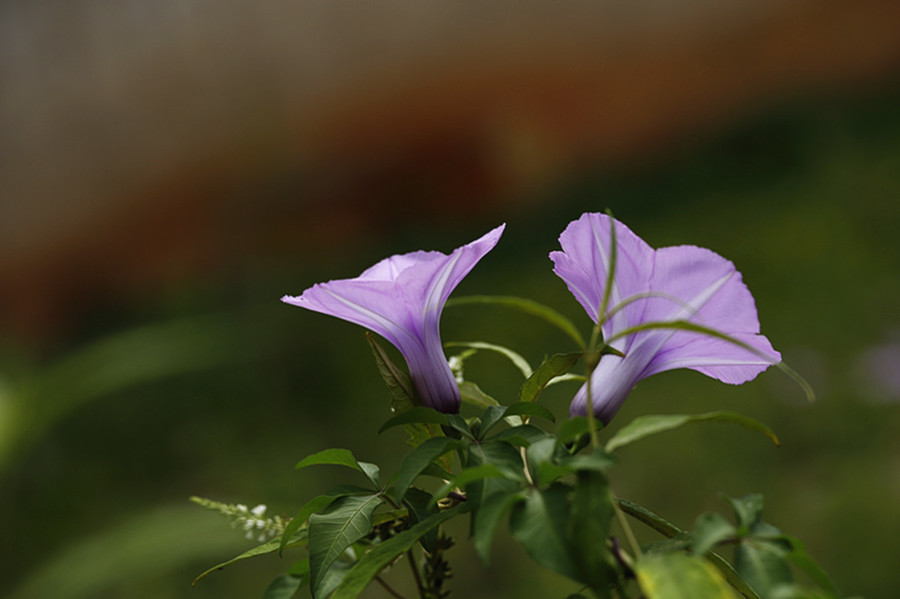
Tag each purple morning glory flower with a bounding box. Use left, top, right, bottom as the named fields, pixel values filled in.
left=550, top=213, right=780, bottom=423
left=282, top=225, right=505, bottom=413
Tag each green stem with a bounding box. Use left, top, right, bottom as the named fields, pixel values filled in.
left=406, top=549, right=426, bottom=599
left=375, top=575, right=408, bottom=599
left=613, top=494, right=643, bottom=560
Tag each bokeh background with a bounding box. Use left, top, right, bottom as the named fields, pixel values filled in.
left=2, top=2, right=899, bottom=597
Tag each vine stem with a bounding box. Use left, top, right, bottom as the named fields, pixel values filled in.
left=375, top=575, right=409, bottom=599
left=406, top=549, right=426, bottom=599
left=613, top=494, right=643, bottom=560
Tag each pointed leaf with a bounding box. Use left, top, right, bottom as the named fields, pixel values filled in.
left=509, top=485, right=578, bottom=579
left=693, top=512, right=737, bottom=556
left=721, top=493, right=765, bottom=531
left=193, top=532, right=308, bottom=586
left=571, top=470, right=613, bottom=588
left=735, top=538, right=793, bottom=597
left=780, top=536, right=841, bottom=597
left=605, top=412, right=779, bottom=453
left=279, top=485, right=378, bottom=555
left=636, top=552, right=739, bottom=599
left=556, top=417, right=599, bottom=445
left=308, top=494, right=383, bottom=598
left=490, top=423, right=554, bottom=446
left=393, top=437, right=464, bottom=501
left=504, top=401, right=556, bottom=423
left=445, top=341, right=533, bottom=378
left=616, top=498, right=760, bottom=599
left=330, top=504, right=467, bottom=599
left=473, top=489, right=527, bottom=564
left=477, top=405, right=509, bottom=440
left=296, top=448, right=363, bottom=472
left=262, top=573, right=305, bottom=599
left=446, top=294, right=587, bottom=348
left=519, top=353, right=581, bottom=403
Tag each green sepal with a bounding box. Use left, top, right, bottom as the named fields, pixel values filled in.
left=519, top=352, right=581, bottom=403
left=605, top=411, right=780, bottom=453
left=636, top=552, right=739, bottom=599
left=366, top=332, right=438, bottom=446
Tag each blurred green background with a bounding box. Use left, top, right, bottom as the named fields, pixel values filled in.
left=2, top=3, right=899, bottom=598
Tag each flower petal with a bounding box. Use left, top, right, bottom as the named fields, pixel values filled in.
left=282, top=224, right=505, bottom=413
left=550, top=213, right=654, bottom=347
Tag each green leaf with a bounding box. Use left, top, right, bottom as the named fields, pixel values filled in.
left=509, top=485, right=578, bottom=579
left=193, top=531, right=308, bottom=586
left=445, top=294, right=587, bottom=349
left=693, top=512, right=737, bottom=556
left=296, top=448, right=363, bottom=472
left=570, top=470, right=613, bottom=589
left=616, top=499, right=760, bottom=599
left=445, top=413, right=475, bottom=439
left=490, top=423, right=554, bottom=446
left=605, top=411, right=779, bottom=453
left=402, top=487, right=440, bottom=552
left=378, top=407, right=449, bottom=434
left=780, top=536, right=841, bottom=597
left=721, top=493, right=765, bottom=531
left=262, top=574, right=305, bottom=599
left=525, top=437, right=558, bottom=484
left=519, top=352, right=581, bottom=403
left=279, top=486, right=377, bottom=556
left=636, top=552, right=739, bottom=599
left=556, top=417, right=598, bottom=446
left=476, top=405, right=509, bottom=440
left=444, top=341, right=533, bottom=378
left=308, top=494, right=384, bottom=598
left=555, top=449, right=616, bottom=478
left=330, top=504, right=467, bottom=599
left=393, top=437, right=464, bottom=502
left=735, top=537, right=793, bottom=597
left=459, top=381, right=500, bottom=409
left=472, top=489, right=527, bottom=564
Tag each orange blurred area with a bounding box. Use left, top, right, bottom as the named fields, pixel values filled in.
left=3, top=0, right=899, bottom=343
